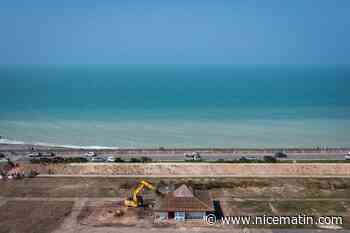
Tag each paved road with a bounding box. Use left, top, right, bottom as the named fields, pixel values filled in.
left=110, top=153, right=348, bottom=161
left=8, top=151, right=349, bottom=162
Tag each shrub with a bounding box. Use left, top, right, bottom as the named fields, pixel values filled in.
left=114, top=157, right=125, bottom=163
left=129, top=158, right=141, bottom=163
left=263, top=155, right=277, bottom=163
left=140, top=156, right=152, bottom=163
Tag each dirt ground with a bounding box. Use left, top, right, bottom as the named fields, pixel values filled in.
left=77, top=200, right=154, bottom=227
left=19, top=163, right=350, bottom=177
left=1, top=177, right=350, bottom=232
left=0, top=200, right=73, bottom=233
left=2, top=177, right=350, bottom=199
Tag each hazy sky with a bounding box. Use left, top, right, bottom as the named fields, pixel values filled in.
left=0, top=0, right=349, bottom=65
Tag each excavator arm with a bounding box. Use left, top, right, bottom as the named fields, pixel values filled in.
left=124, top=180, right=156, bottom=207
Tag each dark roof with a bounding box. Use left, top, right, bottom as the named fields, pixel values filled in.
left=155, top=184, right=213, bottom=212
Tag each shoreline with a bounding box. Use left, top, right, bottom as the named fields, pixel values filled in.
left=1, top=143, right=349, bottom=155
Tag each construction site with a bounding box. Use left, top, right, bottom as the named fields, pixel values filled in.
left=1, top=157, right=350, bottom=233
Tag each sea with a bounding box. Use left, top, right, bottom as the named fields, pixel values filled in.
left=0, top=65, right=349, bottom=149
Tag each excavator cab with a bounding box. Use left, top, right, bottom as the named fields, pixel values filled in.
left=124, top=180, right=156, bottom=207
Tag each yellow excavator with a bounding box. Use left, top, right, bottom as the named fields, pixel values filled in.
left=124, top=180, right=156, bottom=207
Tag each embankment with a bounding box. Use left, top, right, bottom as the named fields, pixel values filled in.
left=20, top=163, right=350, bottom=177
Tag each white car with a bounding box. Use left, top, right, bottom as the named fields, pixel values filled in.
left=27, top=152, right=41, bottom=157
left=106, top=156, right=115, bottom=162
left=84, top=152, right=96, bottom=157
left=0, top=158, right=8, bottom=163
left=345, top=153, right=350, bottom=160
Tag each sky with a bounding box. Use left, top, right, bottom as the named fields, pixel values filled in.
left=0, top=0, right=349, bottom=65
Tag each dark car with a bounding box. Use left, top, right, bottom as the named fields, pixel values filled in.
left=90, top=157, right=106, bottom=162
left=274, top=152, right=287, bottom=158
left=52, top=156, right=65, bottom=163
left=239, top=156, right=257, bottom=162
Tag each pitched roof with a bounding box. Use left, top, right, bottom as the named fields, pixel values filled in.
left=173, top=184, right=194, bottom=197
left=155, top=184, right=213, bottom=212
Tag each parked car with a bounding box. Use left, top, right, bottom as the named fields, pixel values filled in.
left=106, top=156, right=115, bottom=162
left=274, top=152, right=288, bottom=158
left=28, top=152, right=42, bottom=158
left=90, top=157, right=106, bottom=162
left=239, top=156, right=257, bottom=162
left=0, top=158, right=7, bottom=163
left=52, top=157, right=65, bottom=163
left=184, top=152, right=202, bottom=161
left=84, top=151, right=97, bottom=157
left=345, top=153, right=350, bottom=160
left=0, top=153, right=6, bottom=163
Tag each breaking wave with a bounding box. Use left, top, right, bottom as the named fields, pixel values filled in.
left=0, top=138, right=120, bottom=149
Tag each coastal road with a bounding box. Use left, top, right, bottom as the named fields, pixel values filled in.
left=10, top=152, right=349, bottom=162
left=1, top=143, right=349, bottom=162
left=107, top=153, right=348, bottom=161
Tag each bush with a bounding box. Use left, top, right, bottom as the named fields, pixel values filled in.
left=114, top=157, right=125, bottom=163
left=263, top=155, right=277, bottom=163
left=215, top=159, right=226, bottom=163
left=140, top=156, right=152, bottom=163
left=64, top=157, right=88, bottom=163
left=30, top=156, right=88, bottom=164
left=129, top=158, right=141, bottom=163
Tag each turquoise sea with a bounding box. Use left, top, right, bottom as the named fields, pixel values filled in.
left=0, top=65, right=349, bottom=148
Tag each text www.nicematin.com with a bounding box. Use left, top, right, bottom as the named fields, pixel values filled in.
left=205, top=214, right=343, bottom=226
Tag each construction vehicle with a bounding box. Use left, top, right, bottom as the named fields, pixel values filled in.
left=124, top=180, right=156, bottom=207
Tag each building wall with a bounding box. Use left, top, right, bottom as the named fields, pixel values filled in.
left=186, top=211, right=206, bottom=220
left=156, top=211, right=206, bottom=221
left=175, top=211, right=185, bottom=221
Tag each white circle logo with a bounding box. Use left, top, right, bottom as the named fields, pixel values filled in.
left=205, top=214, right=217, bottom=225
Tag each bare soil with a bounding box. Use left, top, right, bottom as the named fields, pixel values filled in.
left=78, top=201, right=154, bottom=227
left=2, top=177, right=350, bottom=199
left=0, top=200, right=73, bottom=233
left=19, top=163, right=350, bottom=177
left=1, top=177, right=350, bottom=231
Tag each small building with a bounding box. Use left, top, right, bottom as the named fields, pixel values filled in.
left=155, top=184, right=214, bottom=221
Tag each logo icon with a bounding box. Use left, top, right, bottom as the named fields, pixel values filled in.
left=205, top=214, right=217, bottom=225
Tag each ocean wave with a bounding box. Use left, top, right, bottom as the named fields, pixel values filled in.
left=0, top=138, right=120, bottom=149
